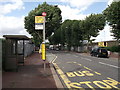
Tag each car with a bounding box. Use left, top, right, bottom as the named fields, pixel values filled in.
left=90, top=47, right=108, bottom=58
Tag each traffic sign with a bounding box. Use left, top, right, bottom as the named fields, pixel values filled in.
left=35, top=24, right=43, bottom=30
left=42, top=12, right=47, bottom=16
left=35, top=16, right=44, bottom=23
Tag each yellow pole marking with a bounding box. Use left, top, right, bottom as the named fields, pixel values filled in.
left=53, top=63, right=71, bottom=88
left=80, top=81, right=95, bottom=90
left=73, top=62, right=77, bottom=63
left=93, top=81, right=112, bottom=89
left=41, top=43, right=46, bottom=60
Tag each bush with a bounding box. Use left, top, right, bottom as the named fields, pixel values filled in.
left=105, top=46, right=120, bottom=52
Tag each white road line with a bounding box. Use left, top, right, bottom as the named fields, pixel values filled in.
left=73, top=55, right=79, bottom=57
left=51, top=56, right=57, bottom=63
left=84, top=58, right=92, bottom=61
left=98, top=58, right=109, bottom=61
left=66, top=54, right=71, bottom=55
left=99, top=62, right=120, bottom=68
left=81, top=57, right=92, bottom=61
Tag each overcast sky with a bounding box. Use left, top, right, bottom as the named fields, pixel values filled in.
left=0, top=0, right=116, bottom=42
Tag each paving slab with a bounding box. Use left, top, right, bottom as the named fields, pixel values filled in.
left=2, top=52, right=58, bottom=89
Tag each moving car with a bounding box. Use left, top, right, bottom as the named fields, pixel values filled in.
left=90, top=47, right=108, bottom=58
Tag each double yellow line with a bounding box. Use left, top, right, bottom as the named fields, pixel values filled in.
left=51, top=55, right=71, bottom=88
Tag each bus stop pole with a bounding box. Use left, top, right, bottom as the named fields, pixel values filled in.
left=43, top=17, right=46, bottom=71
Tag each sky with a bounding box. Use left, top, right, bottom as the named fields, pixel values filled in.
left=0, top=0, right=117, bottom=42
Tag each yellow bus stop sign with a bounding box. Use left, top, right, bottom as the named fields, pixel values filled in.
left=41, top=43, right=46, bottom=60
left=35, top=16, right=44, bottom=23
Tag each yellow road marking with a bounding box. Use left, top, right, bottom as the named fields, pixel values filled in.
left=53, top=62, right=119, bottom=89
left=78, top=64, right=82, bottom=66
left=80, top=81, right=95, bottom=90
left=83, top=66, right=92, bottom=71
left=94, top=71, right=101, bottom=75
left=53, top=63, right=71, bottom=88
left=79, top=64, right=102, bottom=76
left=93, top=81, right=112, bottom=89
left=66, top=62, right=73, bottom=63
left=73, top=62, right=77, bottom=63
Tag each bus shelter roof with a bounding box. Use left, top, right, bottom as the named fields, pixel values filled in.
left=3, top=35, right=30, bottom=40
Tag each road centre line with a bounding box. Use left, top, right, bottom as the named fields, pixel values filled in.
left=81, top=57, right=92, bottom=61
left=99, top=62, right=120, bottom=68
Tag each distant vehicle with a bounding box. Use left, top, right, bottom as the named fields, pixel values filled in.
left=49, top=45, right=54, bottom=50
left=56, top=47, right=59, bottom=51
left=90, top=47, right=108, bottom=58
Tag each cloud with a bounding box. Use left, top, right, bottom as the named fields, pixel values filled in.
left=0, top=0, right=31, bottom=38
left=107, top=0, right=120, bottom=5
left=60, top=0, right=99, bottom=9
left=58, top=5, right=88, bottom=21
left=0, top=15, right=31, bottom=38
left=0, top=0, right=25, bottom=15
left=59, top=0, right=106, bottom=21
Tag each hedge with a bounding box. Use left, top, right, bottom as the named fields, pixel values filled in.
left=105, top=45, right=120, bottom=52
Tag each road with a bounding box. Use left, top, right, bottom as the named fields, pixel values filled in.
left=50, top=51, right=120, bottom=89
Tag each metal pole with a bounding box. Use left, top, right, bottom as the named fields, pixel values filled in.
left=43, top=17, right=45, bottom=42
left=43, top=17, right=46, bottom=71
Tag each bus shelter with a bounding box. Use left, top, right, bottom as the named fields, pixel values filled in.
left=3, top=35, right=30, bottom=71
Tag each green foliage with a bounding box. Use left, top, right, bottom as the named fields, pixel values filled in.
left=105, top=46, right=120, bottom=52
left=84, top=14, right=106, bottom=41
left=71, top=20, right=82, bottom=46
left=103, top=1, right=120, bottom=40
left=49, top=28, right=61, bottom=45
left=50, top=14, right=105, bottom=51
left=24, top=2, right=62, bottom=46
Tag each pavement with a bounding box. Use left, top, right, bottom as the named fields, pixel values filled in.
left=2, top=52, right=63, bottom=89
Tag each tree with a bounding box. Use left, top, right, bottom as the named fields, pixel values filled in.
left=49, top=28, right=61, bottom=45
left=71, top=20, right=82, bottom=47
left=83, top=14, right=105, bottom=48
left=24, top=2, right=62, bottom=46
left=103, top=1, right=120, bottom=41
left=60, top=20, right=73, bottom=50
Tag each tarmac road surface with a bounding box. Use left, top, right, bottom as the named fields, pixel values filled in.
left=51, top=51, right=120, bottom=89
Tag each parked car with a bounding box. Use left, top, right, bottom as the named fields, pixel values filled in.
left=90, top=47, right=108, bottom=58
